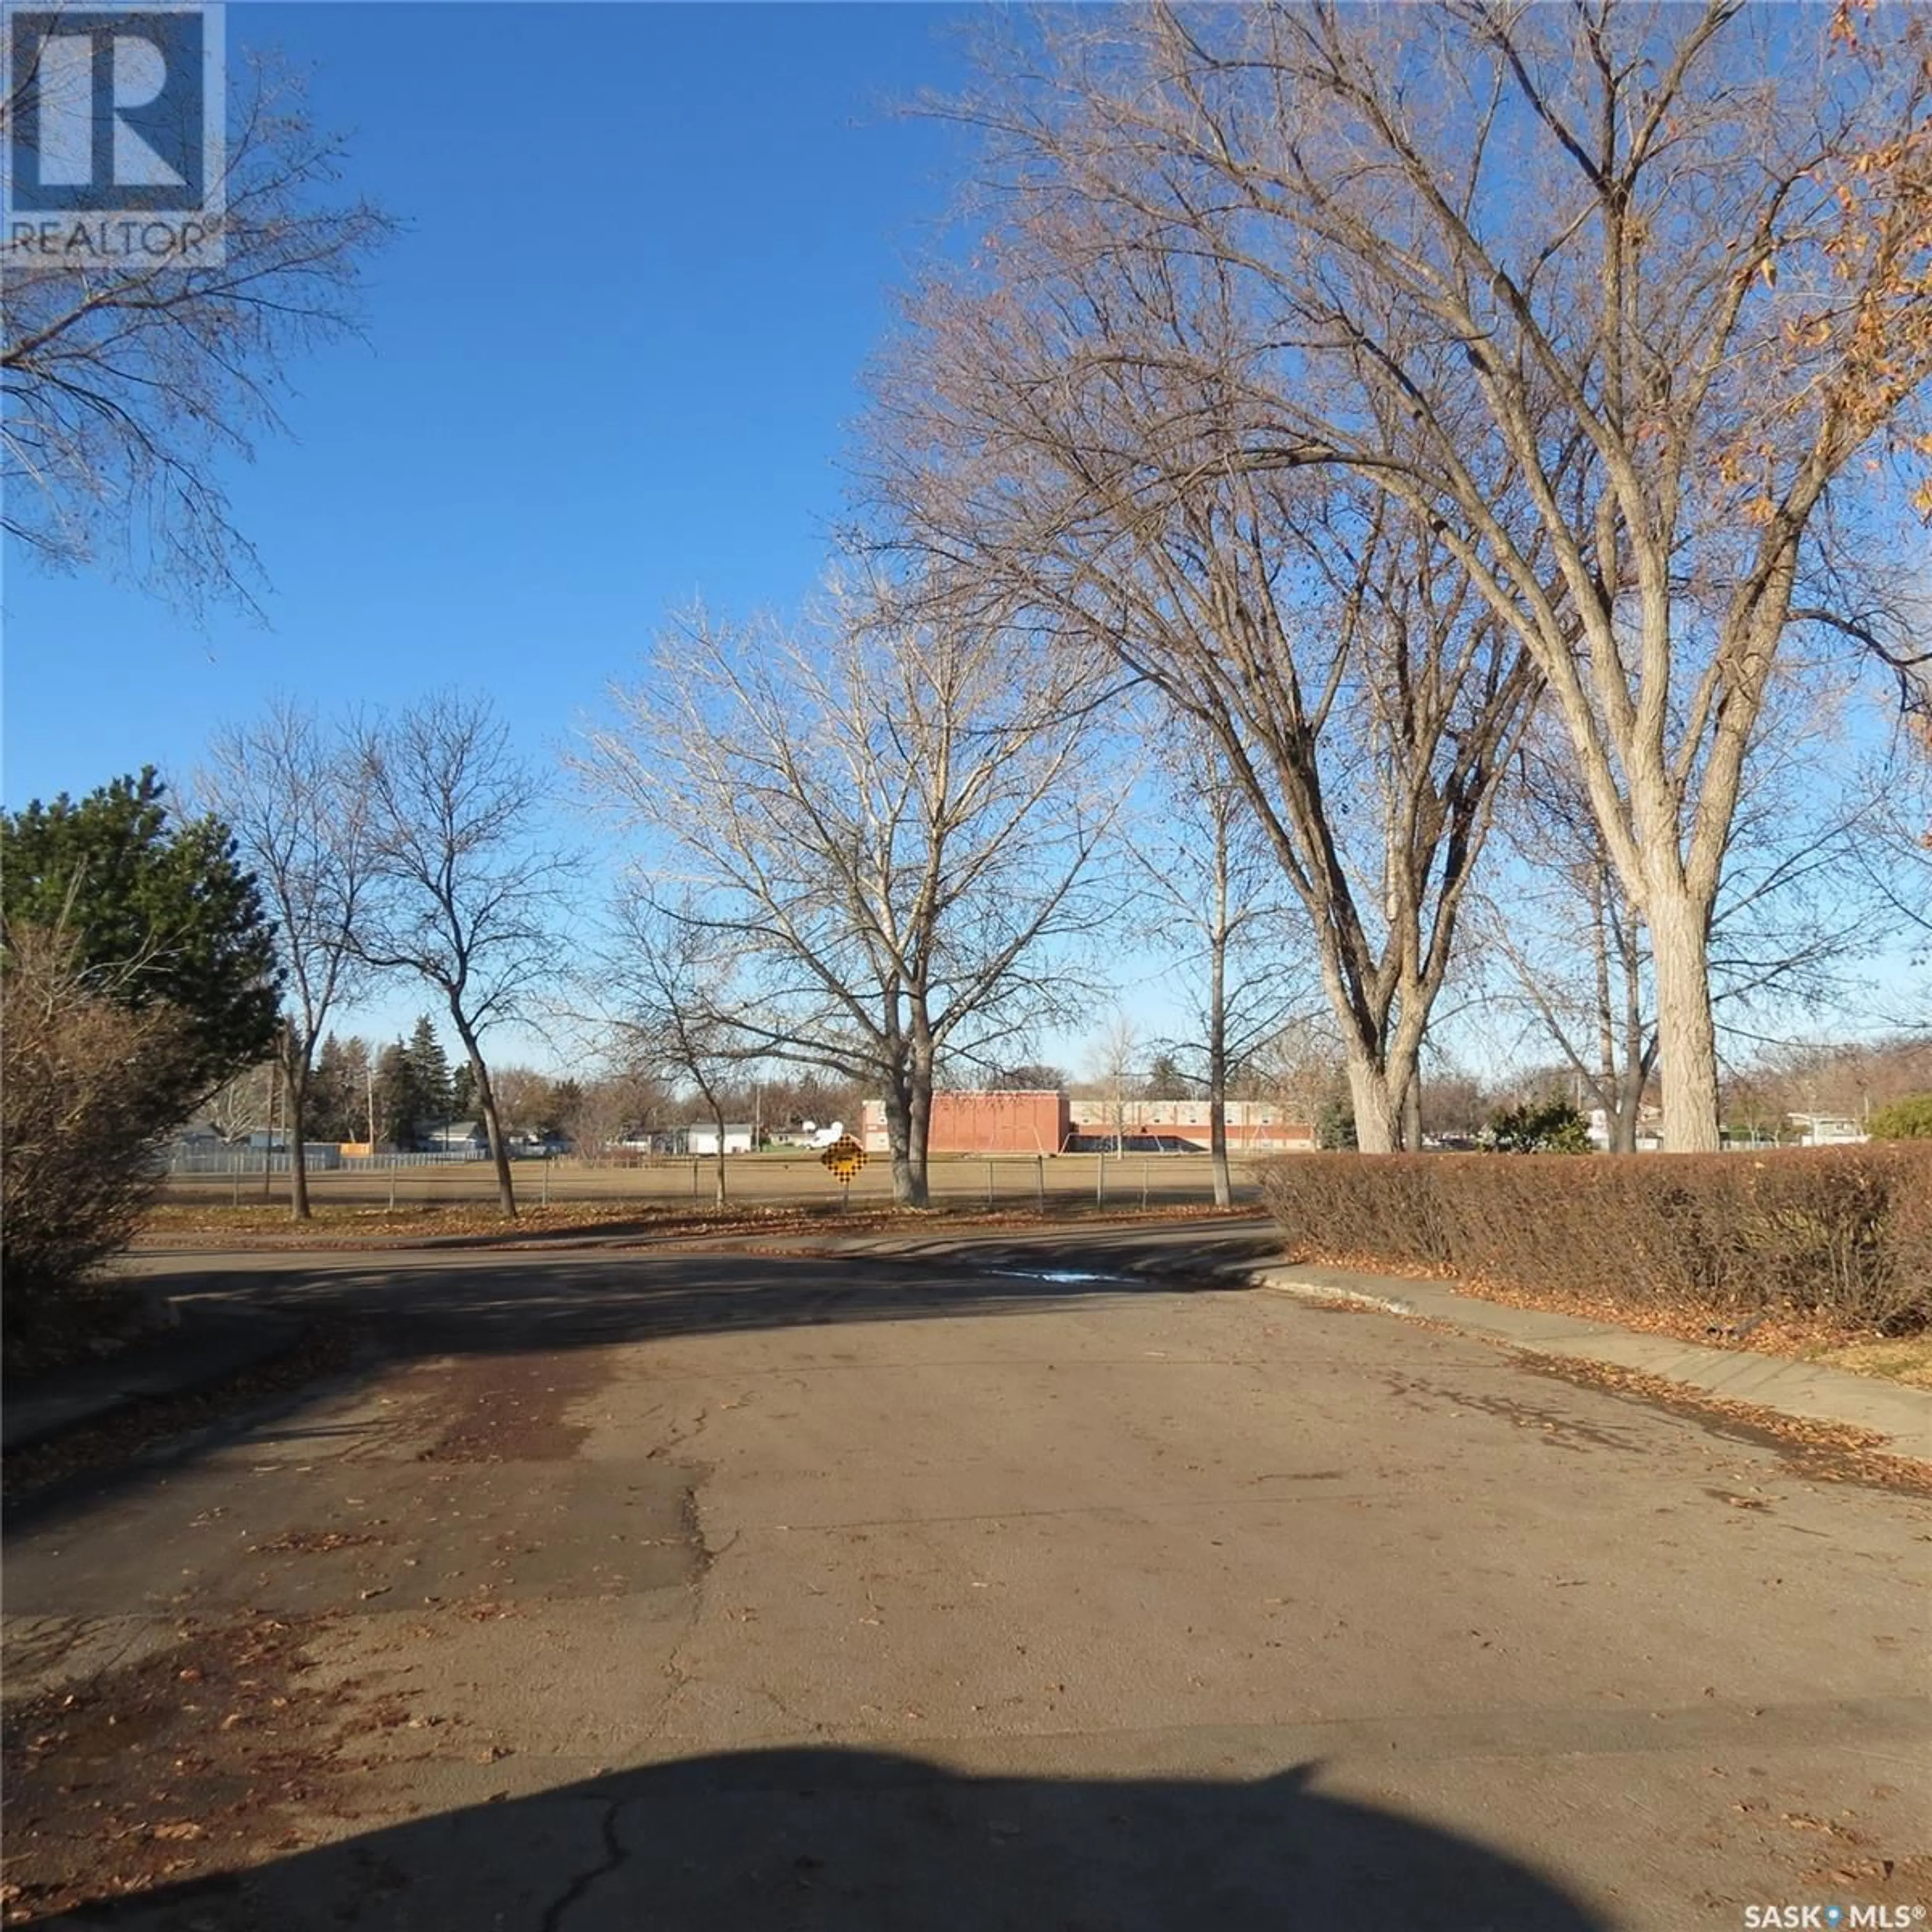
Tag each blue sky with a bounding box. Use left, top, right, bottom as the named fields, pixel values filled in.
left=3, top=4, right=1039, bottom=1061
left=3, top=3, right=971, bottom=807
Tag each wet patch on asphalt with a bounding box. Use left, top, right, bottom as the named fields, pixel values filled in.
left=414, top=1349, right=611, bottom=1465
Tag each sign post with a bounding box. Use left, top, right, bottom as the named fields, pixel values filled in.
left=818, top=1134, right=867, bottom=1210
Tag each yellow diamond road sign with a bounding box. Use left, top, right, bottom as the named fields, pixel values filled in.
left=820, top=1135, right=866, bottom=1181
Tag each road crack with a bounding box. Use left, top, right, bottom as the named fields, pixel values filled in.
left=538, top=1796, right=626, bottom=1932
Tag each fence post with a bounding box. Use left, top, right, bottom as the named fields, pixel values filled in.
left=1142, top=1158, right=1149, bottom=1210
left=1096, top=1151, right=1105, bottom=1206
left=1035, top=1155, right=1045, bottom=1210
left=987, top=1160, right=995, bottom=1208
left=691, top=1158, right=700, bottom=1199
left=388, top=1157, right=396, bottom=1213
left=541, top=1157, right=550, bottom=1208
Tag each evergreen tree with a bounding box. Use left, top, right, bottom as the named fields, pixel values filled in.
left=404, top=1016, right=453, bottom=1130
left=542, top=1078, right=582, bottom=1139
left=2, top=768, right=280, bottom=1094
left=371, top=1039, right=418, bottom=1149
left=449, top=1059, right=478, bottom=1123
left=1142, top=1054, right=1197, bottom=1101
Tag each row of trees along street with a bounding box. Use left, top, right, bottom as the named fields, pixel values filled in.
left=195, top=695, right=569, bottom=1218
left=869, top=0, right=1932, bottom=1152
left=3, top=4, right=1930, bottom=1254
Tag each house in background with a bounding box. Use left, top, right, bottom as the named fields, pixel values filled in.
left=686, top=1123, right=755, bottom=1156
left=1785, top=1112, right=1867, bottom=1147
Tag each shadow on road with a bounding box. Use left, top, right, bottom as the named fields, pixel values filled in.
left=5, top=1234, right=1280, bottom=1523
left=134, top=1231, right=1286, bottom=1362
left=51, top=1745, right=1606, bottom=1930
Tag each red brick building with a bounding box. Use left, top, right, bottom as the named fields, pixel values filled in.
left=861, top=1091, right=1314, bottom=1156
left=861, top=1091, right=1070, bottom=1156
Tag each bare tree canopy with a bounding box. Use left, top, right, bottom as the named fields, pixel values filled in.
left=876, top=264, right=1542, bottom=1150
left=887, top=0, right=1932, bottom=1149
left=198, top=700, right=371, bottom=1218
left=594, top=892, right=750, bottom=1205
left=1474, top=663, right=1888, bottom=1148
left=354, top=693, right=571, bottom=1217
left=1, top=54, right=392, bottom=609
left=578, top=580, right=1116, bottom=1205
left=1131, top=732, right=1319, bottom=1197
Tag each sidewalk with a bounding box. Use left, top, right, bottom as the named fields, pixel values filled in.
left=1231, top=1260, right=1932, bottom=1464
left=2, top=1306, right=307, bottom=1453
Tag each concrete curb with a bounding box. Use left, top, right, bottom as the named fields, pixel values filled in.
left=1229, top=1261, right=1932, bottom=1465
left=1243, top=1268, right=1416, bottom=1318
left=671, top=1222, right=1932, bottom=1465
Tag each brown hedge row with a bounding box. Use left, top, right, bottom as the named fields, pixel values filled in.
left=1254, top=1145, right=1932, bottom=1336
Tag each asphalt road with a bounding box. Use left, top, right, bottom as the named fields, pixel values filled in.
left=4, top=1235, right=1926, bottom=1930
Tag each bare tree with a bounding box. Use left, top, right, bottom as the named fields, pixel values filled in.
left=199, top=701, right=370, bottom=1218
left=912, top=3, right=1931, bottom=1147
left=1474, top=764, right=1657, bottom=1155
left=202, top=1060, right=272, bottom=1144
left=1080, top=1009, right=1144, bottom=1155
left=478, top=1065, right=555, bottom=1140
left=578, top=578, right=1115, bottom=1206
left=1239, top=1013, right=1353, bottom=1143
left=1132, top=737, right=1316, bottom=1201
left=878, top=272, right=1542, bottom=1152
left=558, top=1069, right=670, bottom=1166
left=1850, top=711, right=1932, bottom=1012
left=354, top=694, right=569, bottom=1218
left=2, top=55, right=392, bottom=610
left=596, top=894, right=749, bottom=1206
left=1477, top=677, right=1890, bottom=1148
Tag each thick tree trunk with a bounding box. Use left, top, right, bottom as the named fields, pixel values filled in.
left=712, top=1102, right=729, bottom=1205
left=882, top=1073, right=931, bottom=1209
left=906, top=1052, right=933, bottom=1208
left=451, top=1010, right=517, bottom=1216
left=1345, top=1056, right=1404, bottom=1155
left=1648, top=891, right=1722, bottom=1152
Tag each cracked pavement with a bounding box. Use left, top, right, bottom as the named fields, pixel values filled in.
left=3, top=1238, right=1927, bottom=1929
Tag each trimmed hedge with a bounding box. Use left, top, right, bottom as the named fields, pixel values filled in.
left=1255, top=1145, right=1932, bottom=1336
